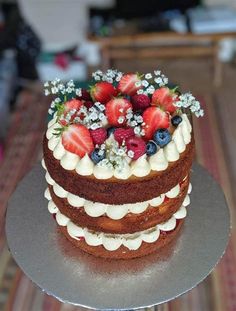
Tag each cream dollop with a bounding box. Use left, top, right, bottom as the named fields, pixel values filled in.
left=164, top=141, right=180, bottom=162
left=131, top=155, right=151, bottom=177
left=93, top=164, right=114, bottom=179
left=113, top=161, right=132, bottom=179
left=172, top=127, right=186, bottom=154
left=48, top=199, right=187, bottom=251
left=53, top=140, right=65, bottom=160
left=44, top=168, right=190, bottom=220
left=60, top=151, right=79, bottom=170
left=75, top=154, right=94, bottom=176
left=149, top=148, right=168, bottom=171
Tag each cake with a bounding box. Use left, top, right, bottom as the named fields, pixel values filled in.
left=42, top=69, right=203, bottom=259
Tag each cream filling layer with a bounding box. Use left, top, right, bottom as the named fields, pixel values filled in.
left=42, top=161, right=191, bottom=220
left=47, top=199, right=188, bottom=251
left=46, top=113, right=192, bottom=179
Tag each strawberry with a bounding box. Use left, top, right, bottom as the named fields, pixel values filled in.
left=126, top=136, right=146, bottom=160
left=90, top=82, right=117, bottom=103
left=142, top=107, right=169, bottom=140
left=59, top=99, right=83, bottom=125
left=62, top=124, right=94, bottom=157
left=105, top=98, right=132, bottom=126
left=117, top=73, right=141, bottom=96
left=114, top=127, right=134, bottom=144
left=90, top=128, right=107, bottom=145
left=64, top=99, right=83, bottom=113
left=151, top=87, right=178, bottom=113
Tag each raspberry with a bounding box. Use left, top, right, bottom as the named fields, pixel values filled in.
left=90, top=128, right=107, bottom=145
left=126, top=136, right=146, bottom=160
left=114, top=128, right=134, bottom=145
left=84, top=101, right=94, bottom=109
left=77, top=89, right=91, bottom=101
left=131, top=94, right=151, bottom=111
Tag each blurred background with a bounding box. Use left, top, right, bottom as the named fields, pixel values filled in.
left=0, top=0, right=236, bottom=310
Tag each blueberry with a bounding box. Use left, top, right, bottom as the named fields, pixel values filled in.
left=153, top=129, right=171, bottom=147
left=146, top=141, right=158, bottom=156
left=171, top=115, right=182, bottom=127
left=107, top=127, right=115, bottom=137
left=90, top=148, right=106, bottom=164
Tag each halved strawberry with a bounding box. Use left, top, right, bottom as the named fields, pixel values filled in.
left=105, top=98, right=132, bottom=126
left=142, top=107, right=170, bottom=140
left=62, top=124, right=94, bottom=157
left=151, top=87, right=178, bottom=113
left=90, top=82, right=117, bottom=103
left=117, top=73, right=141, bottom=96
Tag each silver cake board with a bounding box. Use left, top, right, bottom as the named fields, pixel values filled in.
left=5, top=162, right=230, bottom=310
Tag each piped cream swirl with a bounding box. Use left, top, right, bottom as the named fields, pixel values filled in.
left=47, top=199, right=187, bottom=251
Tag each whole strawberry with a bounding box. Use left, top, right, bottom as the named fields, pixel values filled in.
left=90, top=82, right=117, bottom=103
left=117, top=73, right=142, bottom=96
left=90, top=128, right=107, bottom=145
left=105, top=98, right=132, bottom=126
left=142, top=106, right=169, bottom=140
left=131, top=94, right=150, bottom=111
left=152, top=87, right=178, bottom=113
left=114, top=127, right=134, bottom=144
left=59, top=99, right=83, bottom=126
left=62, top=124, right=94, bottom=157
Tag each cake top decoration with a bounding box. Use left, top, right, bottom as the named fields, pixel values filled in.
left=44, top=69, right=203, bottom=171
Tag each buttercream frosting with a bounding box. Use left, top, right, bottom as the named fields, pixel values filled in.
left=47, top=199, right=187, bottom=251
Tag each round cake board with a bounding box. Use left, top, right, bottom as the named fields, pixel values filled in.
left=5, top=162, right=230, bottom=310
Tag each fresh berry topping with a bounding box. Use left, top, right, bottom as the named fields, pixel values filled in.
left=151, top=87, right=177, bottom=113
left=107, top=127, right=116, bottom=137
left=142, top=107, right=169, bottom=140
left=90, top=128, right=107, bottom=145
left=131, top=94, right=151, bottom=111
left=171, top=115, right=182, bottom=127
left=64, top=99, right=83, bottom=112
left=126, top=136, right=146, bottom=160
left=90, top=82, right=117, bottom=103
left=78, top=89, right=91, bottom=101
left=90, top=148, right=106, bottom=164
left=146, top=141, right=158, bottom=156
left=84, top=101, right=94, bottom=109
left=153, top=129, right=171, bottom=147
left=114, top=127, right=134, bottom=145
left=105, top=98, right=132, bottom=126
left=59, top=99, right=83, bottom=125
left=117, top=73, right=141, bottom=96
left=62, top=124, right=94, bottom=157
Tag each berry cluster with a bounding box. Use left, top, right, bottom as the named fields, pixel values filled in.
left=45, top=69, right=203, bottom=168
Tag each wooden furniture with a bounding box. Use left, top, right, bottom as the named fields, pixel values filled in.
left=94, top=32, right=236, bottom=87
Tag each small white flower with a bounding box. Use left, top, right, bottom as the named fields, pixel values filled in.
left=135, top=81, right=142, bottom=88
left=145, top=73, right=152, bottom=79
left=142, top=80, right=149, bottom=87
left=118, top=116, right=125, bottom=124
left=45, top=89, right=50, bottom=96
left=48, top=108, right=54, bottom=115
left=55, top=97, right=61, bottom=103
left=75, top=88, right=82, bottom=97
left=51, top=87, right=58, bottom=94
left=44, top=81, right=49, bottom=87
left=137, top=89, right=144, bottom=95
left=127, top=150, right=134, bottom=158
left=67, top=80, right=75, bottom=88
left=154, top=70, right=161, bottom=76
left=147, top=85, right=155, bottom=94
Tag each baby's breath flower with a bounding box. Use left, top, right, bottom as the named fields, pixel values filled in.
left=175, top=92, right=204, bottom=117
left=135, top=81, right=142, bottom=88
left=127, top=150, right=134, bottom=158
left=137, top=89, right=144, bottom=95
left=154, top=70, right=161, bottom=76
left=145, top=73, right=152, bottom=79
left=48, top=108, right=54, bottom=115
left=142, top=80, right=149, bottom=87
left=75, top=88, right=82, bottom=97
left=45, top=89, right=50, bottom=96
